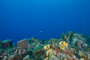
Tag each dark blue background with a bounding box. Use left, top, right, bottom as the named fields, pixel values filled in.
left=0, top=0, right=90, bottom=43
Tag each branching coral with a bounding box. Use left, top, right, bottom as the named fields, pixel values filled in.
left=46, top=49, right=56, bottom=60
left=59, top=41, right=68, bottom=50
left=44, top=44, right=50, bottom=50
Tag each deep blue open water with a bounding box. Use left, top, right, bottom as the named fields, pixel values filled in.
left=0, top=0, right=90, bottom=43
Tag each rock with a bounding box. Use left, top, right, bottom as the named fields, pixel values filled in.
left=1, top=39, right=12, bottom=49
left=0, top=50, right=3, bottom=60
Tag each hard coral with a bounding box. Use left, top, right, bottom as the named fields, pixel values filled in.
left=1, top=39, right=12, bottom=49
left=59, top=41, right=68, bottom=50
left=45, top=57, right=48, bottom=60
left=17, top=39, right=28, bottom=49
left=46, top=49, right=56, bottom=59
left=52, top=43, right=55, bottom=48
left=23, top=55, right=30, bottom=60
left=44, top=44, right=50, bottom=50
left=44, top=45, right=48, bottom=50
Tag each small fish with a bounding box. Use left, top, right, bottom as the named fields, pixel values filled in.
left=40, top=31, right=43, bottom=33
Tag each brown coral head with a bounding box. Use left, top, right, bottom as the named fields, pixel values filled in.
left=52, top=44, right=55, bottom=48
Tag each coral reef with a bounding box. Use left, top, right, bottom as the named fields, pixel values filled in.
left=0, top=31, right=90, bottom=60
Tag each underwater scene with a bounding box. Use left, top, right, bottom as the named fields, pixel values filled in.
left=0, top=0, right=90, bottom=60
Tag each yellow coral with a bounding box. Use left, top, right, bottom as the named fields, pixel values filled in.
left=44, top=44, right=50, bottom=50
left=46, top=49, right=56, bottom=60
left=61, top=46, right=65, bottom=50
left=44, top=45, right=47, bottom=50
left=65, top=43, right=68, bottom=47
left=59, top=41, right=68, bottom=50
left=46, top=50, right=50, bottom=56
left=47, top=44, right=50, bottom=49
left=46, top=49, right=53, bottom=56
left=63, top=41, right=66, bottom=46
left=59, top=41, right=63, bottom=45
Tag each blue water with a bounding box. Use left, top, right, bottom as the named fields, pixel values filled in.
left=0, top=0, right=90, bottom=43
